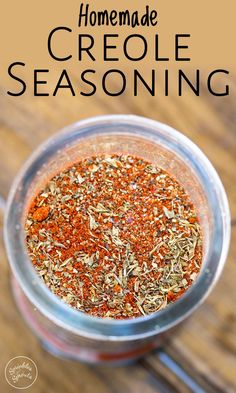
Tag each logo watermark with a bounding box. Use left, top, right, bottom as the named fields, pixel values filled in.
left=5, top=356, right=38, bottom=389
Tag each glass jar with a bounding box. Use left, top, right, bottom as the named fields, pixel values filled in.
left=4, top=115, right=231, bottom=364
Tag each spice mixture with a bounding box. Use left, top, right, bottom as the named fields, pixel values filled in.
left=25, top=154, right=202, bottom=319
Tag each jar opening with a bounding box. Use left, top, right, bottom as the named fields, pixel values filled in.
left=4, top=115, right=231, bottom=339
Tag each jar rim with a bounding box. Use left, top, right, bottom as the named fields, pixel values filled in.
left=4, top=114, right=231, bottom=340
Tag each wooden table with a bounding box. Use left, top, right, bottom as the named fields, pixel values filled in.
left=0, top=70, right=235, bottom=393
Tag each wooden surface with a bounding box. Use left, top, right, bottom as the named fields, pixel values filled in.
left=0, top=71, right=235, bottom=393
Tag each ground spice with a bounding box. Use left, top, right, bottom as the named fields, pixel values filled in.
left=25, top=154, right=202, bottom=319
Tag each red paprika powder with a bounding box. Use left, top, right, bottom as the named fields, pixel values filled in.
left=25, top=154, right=202, bottom=319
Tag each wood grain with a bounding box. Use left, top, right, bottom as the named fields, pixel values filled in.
left=0, top=70, right=235, bottom=392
